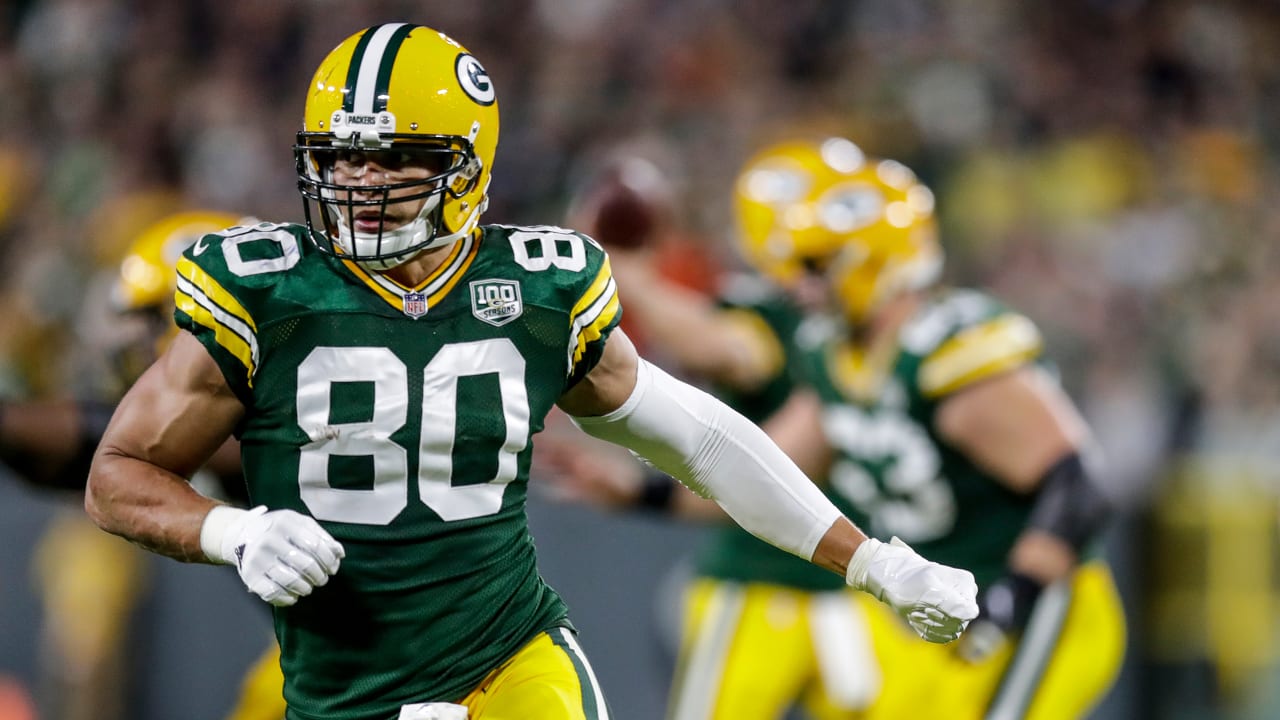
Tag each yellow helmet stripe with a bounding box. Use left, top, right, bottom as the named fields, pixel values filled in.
left=918, top=314, right=1042, bottom=398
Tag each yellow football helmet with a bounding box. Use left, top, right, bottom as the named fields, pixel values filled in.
left=734, top=137, right=942, bottom=323
left=113, top=210, right=242, bottom=312
left=110, top=210, right=241, bottom=385
left=295, top=24, right=499, bottom=270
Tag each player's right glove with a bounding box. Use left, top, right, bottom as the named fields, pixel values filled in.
left=200, top=505, right=345, bottom=607
left=846, top=536, right=979, bottom=643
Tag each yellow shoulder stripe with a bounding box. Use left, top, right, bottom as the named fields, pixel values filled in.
left=918, top=314, right=1042, bottom=398
left=175, top=257, right=258, bottom=386
left=571, top=257, right=614, bottom=322
left=176, top=257, right=257, bottom=331
left=571, top=286, right=620, bottom=368
left=567, top=257, right=621, bottom=371
left=175, top=288, right=257, bottom=386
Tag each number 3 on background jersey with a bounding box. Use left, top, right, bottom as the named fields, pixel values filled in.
left=296, top=339, right=529, bottom=524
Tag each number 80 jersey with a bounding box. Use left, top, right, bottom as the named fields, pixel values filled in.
left=174, top=222, right=621, bottom=719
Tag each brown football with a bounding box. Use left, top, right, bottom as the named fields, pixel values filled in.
left=574, top=157, right=673, bottom=250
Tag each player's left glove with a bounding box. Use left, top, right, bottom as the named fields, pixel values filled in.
left=846, top=536, right=979, bottom=643
left=955, top=572, right=1044, bottom=662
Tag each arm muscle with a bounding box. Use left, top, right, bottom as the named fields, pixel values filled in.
left=85, top=332, right=246, bottom=562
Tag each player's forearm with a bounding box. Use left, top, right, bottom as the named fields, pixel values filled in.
left=810, top=517, right=868, bottom=576
left=85, top=448, right=218, bottom=563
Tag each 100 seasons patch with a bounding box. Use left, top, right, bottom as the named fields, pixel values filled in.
left=469, top=279, right=523, bottom=326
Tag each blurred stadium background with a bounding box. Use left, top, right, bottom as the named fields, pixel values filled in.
left=1, top=0, right=1279, bottom=718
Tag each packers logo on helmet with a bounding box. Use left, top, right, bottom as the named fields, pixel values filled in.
left=294, top=24, right=500, bottom=270
left=734, top=137, right=941, bottom=323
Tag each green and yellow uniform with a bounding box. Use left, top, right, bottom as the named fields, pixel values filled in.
left=795, top=288, right=1125, bottom=720
left=670, top=275, right=877, bottom=720
left=176, top=221, right=619, bottom=720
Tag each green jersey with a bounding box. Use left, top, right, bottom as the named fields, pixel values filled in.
left=174, top=222, right=621, bottom=719
left=795, top=289, right=1045, bottom=590
left=692, top=275, right=848, bottom=592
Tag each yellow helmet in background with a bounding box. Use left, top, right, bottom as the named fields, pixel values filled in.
left=295, top=23, right=500, bottom=269
left=734, top=137, right=942, bottom=323
left=113, top=210, right=241, bottom=312
left=109, top=210, right=241, bottom=386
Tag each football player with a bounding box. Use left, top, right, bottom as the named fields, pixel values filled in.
left=548, top=137, right=1126, bottom=720
left=740, top=138, right=1126, bottom=720
left=83, top=24, right=979, bottom=720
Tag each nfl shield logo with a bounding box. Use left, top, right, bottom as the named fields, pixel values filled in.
left=469, top=279, right=523, bottom=326
left=402, top=292, right=428, bottom=318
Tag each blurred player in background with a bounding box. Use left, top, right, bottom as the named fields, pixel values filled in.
left=548, top=137, right=1126, bottom=720
left=0, top=210, right=284, bottom=720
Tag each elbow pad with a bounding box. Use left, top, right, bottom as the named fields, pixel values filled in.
left=1027, top=452, right=1112, bottom=553
left=572, top=359, right=841, bottom=560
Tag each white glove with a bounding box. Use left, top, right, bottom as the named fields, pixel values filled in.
left=846, top=536, right=979, bottom=643
left=200, top=505, right=345, bottom=607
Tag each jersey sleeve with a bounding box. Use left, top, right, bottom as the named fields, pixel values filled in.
left=564, top=236, right=622, bottom=388
left=914, top=303, right=1044, bottom=400
left=172, top=234, right=265, bottom=403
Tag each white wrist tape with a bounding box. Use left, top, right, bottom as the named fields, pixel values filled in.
left=844, top=536, right=886, bottom=596
left=199, top=505, right=265, bottom=564
left=573, top=359, right=841, bottom=559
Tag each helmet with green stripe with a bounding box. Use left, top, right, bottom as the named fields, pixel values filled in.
left=294, top=24, right=499, bottom=270
left=734, top=137, right=941, bottom=324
